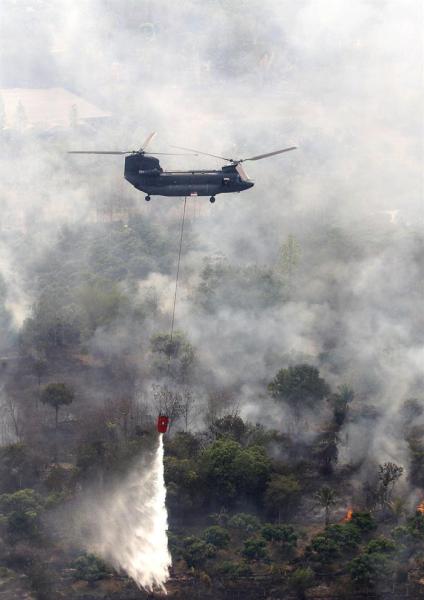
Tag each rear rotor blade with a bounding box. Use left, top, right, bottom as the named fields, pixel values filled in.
left=170, top=145, right=233, bottom=162
left=141, top=131, right=157, bottom=151
left=148, top=152, right=198, bottom=156
left=242, top=146, right=297, bottom=162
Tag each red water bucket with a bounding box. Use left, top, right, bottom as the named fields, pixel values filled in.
left=157, top=415, right=169, bottom=433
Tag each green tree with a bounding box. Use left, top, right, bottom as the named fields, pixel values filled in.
left=242, top=537, right=268, bottom=561
left=199, top=440, right=271, bottom=504
left=264, top=474, right=301, bottom=521
left=290, top=567, right=314, bottom=600
left=182, top=536, right=216, bottom=568
left=202, top=526, right=230, bottom=549
left=324, top=523, right=361, bottom=550
left=0, top=488, right=44, bottom=540
left=261, top=523, right=297, bottom=556
left=228, top=513, right=261, bottom=534
left=210, top=414, right=246, bottom=442
left=278, top=234, right=301, bottom=283
left=350, top=511, right=377, bottom=532
left=348, top=553, right=389, bottom=588
left=365, top=536, right=396, bottom=555
left=150, top=332, right=196, bottom=383
left=40, top=383, right=74, bottom=429
left=314, top=486, right=338, bottom=526
left=268, top=364, right=330, bottom=424
left=308, top=534, right=340, bottom=566
left=73, top=554, right=109, bottom=582
left=377, top=462, right=404, bottom=509
left=331, top=384, right=354, bottom=427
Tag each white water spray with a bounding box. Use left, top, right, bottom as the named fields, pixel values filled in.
left=89, top=434, right=171, bottom=592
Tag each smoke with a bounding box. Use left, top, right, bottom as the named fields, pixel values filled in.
left=83, top=435, right=171, bottom=591
left=0, top=0, right=422, bottom=486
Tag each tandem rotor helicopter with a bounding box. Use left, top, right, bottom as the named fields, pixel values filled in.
left=69, top=132, right=296, bottom=203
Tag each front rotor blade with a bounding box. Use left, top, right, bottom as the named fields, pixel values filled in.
left=68, top=151, right=132, bottom=155
left=243, top=146, right=297, bottom=161
left=141, top=131, right=157, bottom=151
left=170, top=145, right=233, bottom=162
left=236, top=163, right=251, bottom=181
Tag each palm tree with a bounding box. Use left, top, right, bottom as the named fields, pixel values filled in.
left=314, top=486, right=338, bottom=526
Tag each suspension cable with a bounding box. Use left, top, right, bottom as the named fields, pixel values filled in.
left=169, top=196, right=187, bottom=347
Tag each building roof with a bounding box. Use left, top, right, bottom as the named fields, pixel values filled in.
left=0, top=87, right=111, bottom=130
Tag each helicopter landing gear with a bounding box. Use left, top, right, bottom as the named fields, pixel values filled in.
left=145, top=195, right=151, bottom=201
left=209, top=196, right=216, bottom=203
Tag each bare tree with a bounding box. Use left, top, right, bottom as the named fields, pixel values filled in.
left=152, top=385, right=183, bottom=433
left=180, top=387, right=199, bottom=431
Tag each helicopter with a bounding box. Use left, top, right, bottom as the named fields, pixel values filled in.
left=69, top=133, right=296, bottom=203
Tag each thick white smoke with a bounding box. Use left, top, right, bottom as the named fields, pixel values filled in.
left=88, top=435, right=171, bottom=591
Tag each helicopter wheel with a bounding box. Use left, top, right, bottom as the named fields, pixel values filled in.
left=209, top=196, right=216, bottom=204
left=145, top=195, right=151, bottom=202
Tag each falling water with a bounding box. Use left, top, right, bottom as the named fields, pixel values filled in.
left=90, top=434, right=172, bottom=592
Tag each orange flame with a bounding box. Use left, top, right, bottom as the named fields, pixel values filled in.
left=417, top=501, right=424, bottom=515
left=342, top=508, right=353, bottom=522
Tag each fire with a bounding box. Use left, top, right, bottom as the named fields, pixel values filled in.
left=417, top=501, right=424, bottom=514
left=342, top=508, right=353, bottom=522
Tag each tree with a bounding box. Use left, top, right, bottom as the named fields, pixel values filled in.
left=264, top=474, right=301, bottom=521
left=199, top=440, right=271, bottom=505
left=278, top=235, right=301, bottom=283
left=73, top=554, right=109, bottom=582
left=314, top=486, right=338, bottom=526
left=268, top=364, right=330, bottom=426
left=261, top=524, right=297, bottom=556
left=377, top=462, right=404, bottom=509
left=290, top=567, right=314, bottom=600
left=33, top=358, right=48, bottom=389
left=308, top=534, right=340, bottom=566
left=182, top=536, right=216, bottom=568
left=228, top=513, right=261, bottom=535
left=331, top=384, right=354, bottom=428
left=40, top=383, right=74, bottom=430
left=350, top=511, right=377, bottom=532
left=202, top=526, right=230, bottom=549
left=150, top=332, right=196, bottom=383
left=152, top=385, right=183, bottom=433
left=210, top=414, right=246, bottom=442
left=324, top=523, right=361, bottom=550
left=313, top=430, right=339, bottom=475
left=0, top=488, right=44, bottom=540
left=348, top=553, right=389, bottom=588
left=242, top=537, right=268, bottom=561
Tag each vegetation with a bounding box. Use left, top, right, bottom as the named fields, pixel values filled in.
left=0, top=217, right=422, bottom=599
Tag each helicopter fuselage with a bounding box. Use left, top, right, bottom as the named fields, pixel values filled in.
left=124, top=153, right=254, bottom=198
